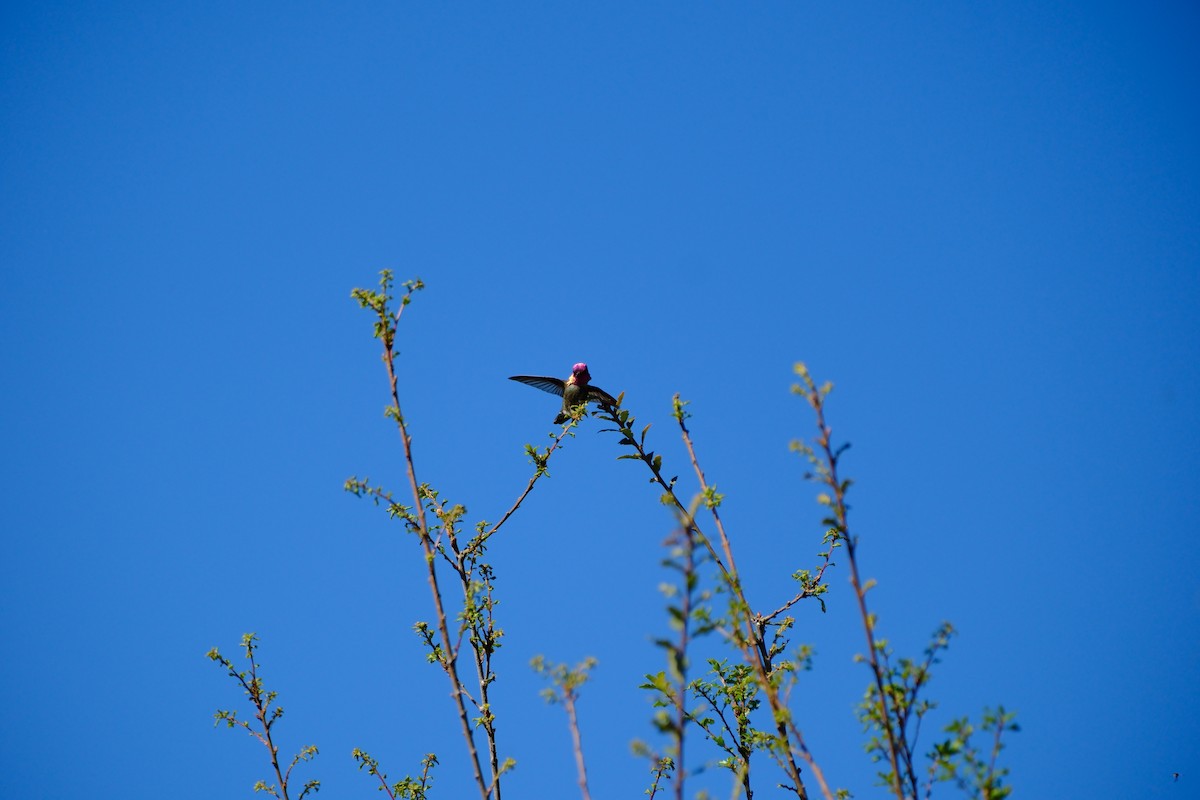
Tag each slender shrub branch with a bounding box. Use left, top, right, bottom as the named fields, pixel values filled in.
left=208, top=633, right=320, bottom=800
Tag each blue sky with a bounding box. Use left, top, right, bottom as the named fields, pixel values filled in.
left=2, top=2, right=1197, bottom=798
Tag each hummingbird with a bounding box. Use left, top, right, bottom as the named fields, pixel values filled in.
left=509, top=362, right=618, bottom=424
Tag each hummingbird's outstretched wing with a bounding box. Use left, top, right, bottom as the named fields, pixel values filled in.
left=585, top=385, right=618, bottom=407
left=509, top=375, right=567, bottom=397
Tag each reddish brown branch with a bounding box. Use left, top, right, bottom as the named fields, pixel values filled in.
left=564, top=692, right=592, bottom=800
left=802, top=375, right=904, bottom=799
left=370, top=280, right=491, bottom=800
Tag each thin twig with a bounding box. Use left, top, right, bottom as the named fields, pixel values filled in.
left=983, top=708, right=1008, bottom=799
left=237, top=647, right=290, bottom=800
left=369, top=766, right=397, bottom=800
left=475, top=421, right=578, bottom=549
left=757, top=548, right=837, bottom=624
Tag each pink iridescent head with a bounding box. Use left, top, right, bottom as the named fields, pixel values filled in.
left=572, top=362, right=589, bottom=375
left=572, top=362, right=591, bottom=382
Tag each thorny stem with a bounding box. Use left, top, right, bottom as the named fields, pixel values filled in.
left=250, top=654, right=290, bottom=800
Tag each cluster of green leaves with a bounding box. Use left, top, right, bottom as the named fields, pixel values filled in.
left=348, top=272, right=423, bottom=356
left=692, top=659, right=764, bottom=781
left=352, top=749, right=439, bottom=800
left=856, top=622, right=955, bottom=795
left=531, top=655, right=599, bottom=705
left=930, top=708, right=1018, bottom=800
